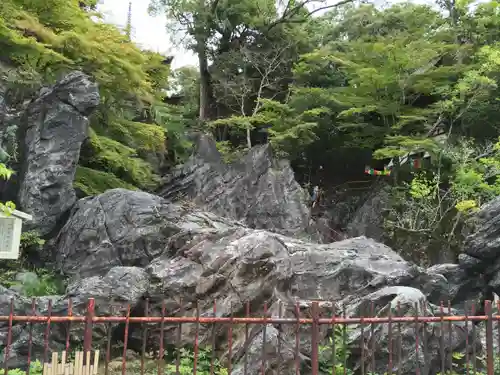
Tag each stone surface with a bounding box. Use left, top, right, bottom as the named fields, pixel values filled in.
left=53, top=188, right=239, bottom=280
left=460, top=196, right=500, bottom=298
left=345, top=286, right=478, bottom=375
left=2, top=187, right=491, bottom=374
left=157, top=133, right=311, bottom=237
left=41, top=188, right=486, bottom=375
left=17, top=71, right=99, bottom=236
left=463, top=197, right=500, bottom=263
left=346, top=183, right=390, bottom=242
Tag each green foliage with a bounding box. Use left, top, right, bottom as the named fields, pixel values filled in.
left=384, top=139, right=500, bottom=265
left=0, top=230, right=63, bottom=298
left=0, top=163, right=16, bottom=215
left=0, top=0, right=185, bottom=192
left=81, top=130, right=160, bottom=191
left=215, top=141, right=245, bottom=164
left=74, top=166, right=137, bottom=197
left=0, top=266, right=64, bottom=297
left=106, top=347, right=228, bottom=375
left=2, top=360, right=43, bottom=375
left=318, top=325, right=352, bottom=375
left=20, top=230, right=45, bottom=248
left=164, top=347, right=228, bottom=375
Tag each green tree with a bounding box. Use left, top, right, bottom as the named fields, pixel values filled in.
left=0, top=0, right=183, bottom=194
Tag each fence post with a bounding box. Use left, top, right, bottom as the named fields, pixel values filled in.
left=83, top=298, right=95, bottom=358
left=485, top=300, right=494, bottom=375
left=311, top=302, right=320, bottom=375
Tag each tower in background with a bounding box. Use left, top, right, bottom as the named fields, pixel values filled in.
left=125, top=1, right=132, bottom=41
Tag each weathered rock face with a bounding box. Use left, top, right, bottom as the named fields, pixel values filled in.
left=157, top=134, right=311, bottom=237
left=346, top=183, right=390, bottom=242
left=53, top=188, right=240, bottom=280
left=25, top=188, right=481, bottom=375
left=459, top=196, right=500, bottom=297
left=17, top=71, right=99, bottom=237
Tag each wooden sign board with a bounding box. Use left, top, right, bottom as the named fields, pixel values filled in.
left=0, top=209, right=32, bottom=259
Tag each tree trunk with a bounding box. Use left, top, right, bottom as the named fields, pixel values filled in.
left=246, top=127, right=252, bottom=149
left=197, top=39, right=213, bottom=122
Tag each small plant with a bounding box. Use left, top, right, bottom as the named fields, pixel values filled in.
left=20, top=231, right=46, bottom=249
left=164, top=347, right=228, bottom=375
left=0, top=162, right=16, bottom=215
left=319, top=325, right=352, bottom=375
left=106, top=347, right=228, bottom=375
left=2, top=360, right=42, bottom=375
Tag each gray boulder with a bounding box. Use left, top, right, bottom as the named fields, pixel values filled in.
left=157, top=134, right=311, bottom=237
left=346, top=183, right=390, bottom=242
left=17, top=71, right=99, bottom=236
left=460, top=196, right=500, bottom=297
left=47, top=189, right=478, bottom=375
left=53, top=188, right=240, bottom=280
left=463, top=197, right=500, bottom=263
left=3, top=188, right=483, bottom=374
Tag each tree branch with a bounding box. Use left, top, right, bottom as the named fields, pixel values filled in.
left=267, top=0, right=354, bottom=31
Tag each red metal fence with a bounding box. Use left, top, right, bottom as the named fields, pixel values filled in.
left=1, top=298, right=500, bottom=375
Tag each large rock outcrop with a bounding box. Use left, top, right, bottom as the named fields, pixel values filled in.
left=17, top=71, right=99, bottom=236
left=460, top=196, right=500, bottom=296
left=53, top=188, right=240, bottom=280
left=346, top=183, right=390, bottom=242
left=13, top=188, right=477, bottom=375
left=157, top=134, right=311, bottom=237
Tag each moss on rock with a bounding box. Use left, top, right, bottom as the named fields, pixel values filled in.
left=107, top=119, right=166, bottom=154
left=80, top=129, right=160, bottom=191
left=74, top=166, right=137, bottom=196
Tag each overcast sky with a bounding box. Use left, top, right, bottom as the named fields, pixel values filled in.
left=97, top=0, right=197, bottom=69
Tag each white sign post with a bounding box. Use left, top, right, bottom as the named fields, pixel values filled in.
left=0, top=209, right=33, bottom=260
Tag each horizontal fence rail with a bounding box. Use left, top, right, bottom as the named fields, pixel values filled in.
left=1, top=298, right=500, bottom=375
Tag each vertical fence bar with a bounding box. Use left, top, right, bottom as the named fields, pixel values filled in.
left=158, top=301, right=166, bottom=375
left=43, top=299, right=52, bottom=365
left=193, top=301, right=200, bottom=375
left=27, top=299, right=35, bottom=375
left=311, top=302, right=319, bottom=375
left=422, top=301, right=429, bottom=375
left=3, top=298, right=14, bottom=375
left=360, top=304, right=365, bottom=375
left=228, top=303, right=233, bottom=375
left=486, top=300, right=494, bottom=375
left=176, top=299, right=183, bottom=375
left=295, top=302, right=300, bottom=375
left=448, top=301, right=453, bottom=372
left=244, top=302, right=250, bottom=375
left=342, top=304, right=347, bottom=375
left=370, top=302, right=375, bottom=374
left=277, top=301, right=283, bottom=375
left=210, top=301, right=217, bottom=375
left=141, top=299, right=150, bottom=375
left=122, top=304, right=131, bottom=375
left=414, top=302, right=420, bottom=375
left=465, top=301, right=470, bottom=375
left=331, top=303, right=336, bottom=375
left=65, top=299, right=73, bottom=354
left=261, top=302, right=268, bottom=375
left=497, top=301, right=500, bottom=374
left=388, top=307, right=393, bottom=375
left=83, top=298, right=95, bottom=356
left=105, top=315, right=112, bottom=375
left=472, top=304, right=477, bottom=375
left=440, top=302, right=445, bottom=374
left=396, top=302, right=402, bottom=375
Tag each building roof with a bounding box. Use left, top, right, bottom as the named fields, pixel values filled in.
left=0, top=209, right=33, bottom=221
